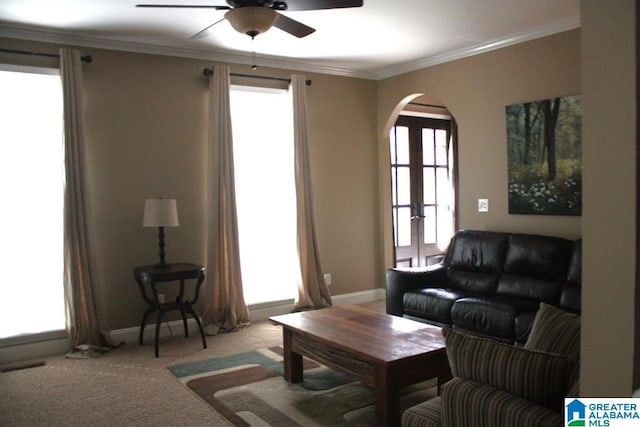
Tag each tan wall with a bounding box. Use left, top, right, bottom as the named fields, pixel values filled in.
left=377, top=30, right=582, bottom=270
left=581, top=0, right=636, bottom=396
left=0, top=38, right=379, bottom=330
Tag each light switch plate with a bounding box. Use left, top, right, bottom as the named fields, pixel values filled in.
left=478, top=199, right=489, bottom=212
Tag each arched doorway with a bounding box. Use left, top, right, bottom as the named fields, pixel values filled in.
left=385, top=94, right=458, bottom=268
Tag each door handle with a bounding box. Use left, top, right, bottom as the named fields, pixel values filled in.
left=411, top=203, right=425, bottom=221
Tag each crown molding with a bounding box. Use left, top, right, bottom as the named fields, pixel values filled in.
left=0, top=16, right=580, bottom=82
left=0, top=23, right=377, bottom=80
left=373, top=16, right=581, bottom=80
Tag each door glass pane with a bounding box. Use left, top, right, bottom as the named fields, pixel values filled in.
left=391, top=167, right=397, bottom=204
left=423, top=206, right=437, bottom=244
left=437, top=206, right=453, bottom=249
left=395, top=126, right=410, bottom=164
left=435, top=129, right=448, bottom=165
left=436, top=168, right=450, bottom=206
left=389, top=127, right=397, bottom=162
left=423, top=168, right=435, bottom=204
left=397, top=207, right=412, bottom=247
left=422, top=128, right=435, bottom=165
left=397, top=166, right=411, bottom=205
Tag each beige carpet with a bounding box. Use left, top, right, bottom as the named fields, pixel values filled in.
left=0, top=301, right=387, bottom=426
left=0, top=320, right=284, bottom=426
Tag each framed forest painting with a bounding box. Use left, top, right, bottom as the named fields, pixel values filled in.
left=506, top=95, right=582, bottom=215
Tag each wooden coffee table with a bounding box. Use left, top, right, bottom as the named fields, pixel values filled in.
left=270, top=304, right=450, bottom=426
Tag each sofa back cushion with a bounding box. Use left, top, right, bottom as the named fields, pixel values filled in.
left=445, top=230, right=509, bottom=294
left=525, top=303, right=580, bottom=359
left=525, top=303, right=580, bottom=396
left=560, top=240, right=582, bottom=313
left=496, top=234, right=574, bottom=303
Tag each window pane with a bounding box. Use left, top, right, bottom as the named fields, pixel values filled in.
left=0, top=69, right=65, bottom=339
left=395, top=126, right=410, bottom=164
left=231, top=86, right=298, bottom=305
left=396, top=207, right=412, bottom=247
left=423, top=168, right=435, bottom=204
left=435, top=129, right=448, bottom=165
left=423, top=206, right=437, bottom=244
left=397, top=166, right=411, bottom=205
left=422, top=128, right=435, bottom=165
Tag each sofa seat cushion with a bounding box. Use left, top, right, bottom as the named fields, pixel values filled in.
left=403, top=288, right=471, bottom=324
left=451, top=296, right=540, bottom=342
left=440, top=378, right=562, bottom=427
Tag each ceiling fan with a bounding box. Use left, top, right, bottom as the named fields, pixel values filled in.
left=136, top=0, right=364, bottom=40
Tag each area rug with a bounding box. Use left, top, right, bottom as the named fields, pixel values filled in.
left=167, top=346, right=437, bottom=426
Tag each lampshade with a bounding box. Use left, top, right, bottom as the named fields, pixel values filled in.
left=225, top=7, right=278, bottom=38
left=142, top=198, right=179, bottom=228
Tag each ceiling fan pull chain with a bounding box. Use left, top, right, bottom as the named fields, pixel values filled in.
left=251, top=40, right=258, bottom=70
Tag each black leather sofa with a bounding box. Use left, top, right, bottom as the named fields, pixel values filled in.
left=386, top=230, right=581, bottom=344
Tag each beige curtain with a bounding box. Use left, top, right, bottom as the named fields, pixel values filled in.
left=202, top=65, right=250, bottom=333
left=60, top=48, right=117, bottom=357
left=291, top=75, right=332, bottom=310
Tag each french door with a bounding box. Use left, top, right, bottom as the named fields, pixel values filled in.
left=390, top=115, right=455, bottom=267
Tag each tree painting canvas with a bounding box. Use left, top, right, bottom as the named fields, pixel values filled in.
left=506, top=95, right=582, bottom=215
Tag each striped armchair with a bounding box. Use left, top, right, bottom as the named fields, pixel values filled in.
left=403, top=303, right=580, bottom=427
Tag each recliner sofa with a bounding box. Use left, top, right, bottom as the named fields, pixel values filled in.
left=386, top=230, right=581, bottom=344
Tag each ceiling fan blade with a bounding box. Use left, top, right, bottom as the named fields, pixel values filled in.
left=136, top=4, right=230, bottom=9
left=273, top=13, right=315, bottom=38
left=190, top=18, right=226, bottom=39
left=283, top=0, right=363, bottom=11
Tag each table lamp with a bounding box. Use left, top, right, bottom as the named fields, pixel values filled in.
left=143, top=198, right=179, bottom=269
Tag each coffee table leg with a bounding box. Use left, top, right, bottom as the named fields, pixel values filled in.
left=282, top=327, right=303, bottom=383
left=375, top=367, right=399, bottom=426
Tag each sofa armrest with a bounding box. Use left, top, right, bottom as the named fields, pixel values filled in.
left=385, top=264, right=447, bottom=316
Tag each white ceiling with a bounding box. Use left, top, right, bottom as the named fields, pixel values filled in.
left=0, top=0, right=580, bottom=80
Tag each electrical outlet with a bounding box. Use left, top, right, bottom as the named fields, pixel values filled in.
left=158, top=294, right=165, bottom=304
left=324, top=273, right=332, bottom=286
left=478, top=199, right=489, bottom=213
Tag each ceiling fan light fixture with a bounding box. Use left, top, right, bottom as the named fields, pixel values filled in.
left=225, top=7, right=278, bottom=38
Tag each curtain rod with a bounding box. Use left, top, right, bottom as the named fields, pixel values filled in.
left=408, top=102, right=447, bottom=109
left=202, top=68, right=311, bottom=86
left=0, top=48, right=92, bottom=63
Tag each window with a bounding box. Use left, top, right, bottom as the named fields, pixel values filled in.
left=0, top=65, right=65, bottom=340
left=230, top=85, right=299, bottom=306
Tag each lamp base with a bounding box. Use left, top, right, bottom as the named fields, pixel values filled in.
left=155, top=226, right=171, bottom=270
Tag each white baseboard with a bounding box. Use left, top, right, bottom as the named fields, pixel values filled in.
left=111, top=288, right=386, bottom=343
left=0, top=289, right=386, bottom=364
left=0, top=336, right=72, bottom=365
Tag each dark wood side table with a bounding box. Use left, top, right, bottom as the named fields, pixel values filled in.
left=133, top=263, right=207, bottom=357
